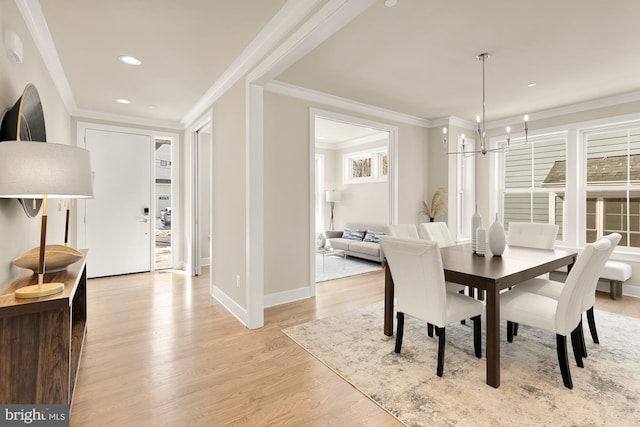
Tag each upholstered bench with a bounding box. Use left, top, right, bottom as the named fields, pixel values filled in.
left=601, top=261, right=632, bottom=300
left=555, top=260, right=631, bottom=300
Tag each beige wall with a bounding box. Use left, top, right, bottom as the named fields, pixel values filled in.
left=332, top=139, right=389, bottom=230
left=211, top=80, right=247, bottom=304
left=0, top=0, right=70, bottom=289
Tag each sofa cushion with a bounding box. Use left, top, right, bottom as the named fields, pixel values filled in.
left=343, top=227, right=366, bottom=241
left=363, top=230, right=385, bottom=243
left=327, top=238, right=350, bottom=251
left=348, top=241, right=381, bottom=257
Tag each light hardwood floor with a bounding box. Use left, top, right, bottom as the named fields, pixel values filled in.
left=71, top=269, right=640, bottom=426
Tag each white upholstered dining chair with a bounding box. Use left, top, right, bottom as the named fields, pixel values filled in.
left=387, top=223, right=420, bottom=239
left=500, top=237, right=612, bottom=389
left=418, top=222, right=466, bottom=295
left=379, top=236, right=483, bottom=377
left=511, top=233, right=620, bottom=354
left=507, top=222, right=559, bottom=249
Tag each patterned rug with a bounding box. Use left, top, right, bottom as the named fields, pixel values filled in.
left=283, top=301, right=640, bottom=426
left=315, top=253, right=382, bottom=282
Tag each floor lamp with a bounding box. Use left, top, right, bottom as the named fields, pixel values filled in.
left=0, top=141, right=93, bottom=298
left=326, top=190, right=341, bottom=231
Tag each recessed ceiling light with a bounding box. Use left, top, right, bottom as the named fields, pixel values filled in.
left=116, top=98, right=130, bottom=104
left=119, top=55, right=141, bottom=65
left=528, top=82, right=537, bottom=87
left=385, top=0, right=398, bottom=7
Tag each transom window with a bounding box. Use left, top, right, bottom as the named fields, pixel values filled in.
left=343, top=148, right=388, bottom=184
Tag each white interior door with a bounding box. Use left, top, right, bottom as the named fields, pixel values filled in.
left=80, top=128, right=153, bottom=278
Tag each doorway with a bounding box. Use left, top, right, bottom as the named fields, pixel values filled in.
left=155, top=138, right=173, bottom=269
left=191, top=122, right=212, bottom=276
left=77, top=123, right=180, bottom=278
left=310, top=109, right=397, bottom=286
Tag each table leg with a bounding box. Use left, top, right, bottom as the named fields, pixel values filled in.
left=485, top=285, right=500, bottom=388
left=384, top=264, right=394, bottom=336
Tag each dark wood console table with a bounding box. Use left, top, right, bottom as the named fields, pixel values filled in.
left=0, top=250, right=87, bottom=405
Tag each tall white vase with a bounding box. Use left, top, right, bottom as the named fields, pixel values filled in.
left=475, top=225, right=486, bottom=256
left=488, top=213, right=506, bottom=256
left=471, top=206, right=482, bottom=253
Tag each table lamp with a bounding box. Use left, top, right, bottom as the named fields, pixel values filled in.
left=0, top=141, right=93, bottom=298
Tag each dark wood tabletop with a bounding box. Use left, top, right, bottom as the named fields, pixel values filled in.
left=384, top=243, right=577, bottom=388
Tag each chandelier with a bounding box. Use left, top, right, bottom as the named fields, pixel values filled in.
left=443, top=53, right=528, bottom=155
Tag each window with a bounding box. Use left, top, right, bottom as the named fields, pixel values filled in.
left=501, top=134, right=566, bottom=240
left=585, top=127, right=640, bottom=248
left=343, top=148, right=388, bottom=184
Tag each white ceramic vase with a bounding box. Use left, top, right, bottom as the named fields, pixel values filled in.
left=488, top=213, right=506, bottom=256
left=471, top=206, right=482, bottom=253
left=475, top=225, right=486, bottom=256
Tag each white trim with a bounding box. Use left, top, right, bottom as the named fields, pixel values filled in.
left=211, top=285, right=248, bottom=326
left=246, top=83, right=265, bottom=329
left=266, top=80, right=429, bottom=128
left=316, top=132, right=389, bottom=150
left=264, top=286, right=312, bottom=308
left=430, top=116, right=477, bottom=131
left=17, top=0, right=76, bottom=112
left=74, top=109, right=182, bottom=130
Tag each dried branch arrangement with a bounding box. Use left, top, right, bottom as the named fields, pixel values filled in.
left=420, top=188, right=447, bottom=219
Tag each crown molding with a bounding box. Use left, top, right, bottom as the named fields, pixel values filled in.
left=74, top=109, right=183, bottom=130
left=181, top=0, right=323, bottom=127
left=316, top=131, right=388, bottom=150
left=266, top=80, right=430, bottom=128
left=17, top=0, right=77, bottom=112
left=488, top=90, right=640, bottom=130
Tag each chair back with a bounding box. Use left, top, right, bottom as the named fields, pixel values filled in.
left=387, top=224, right=420, bottom=239
left=418, top=222, right=454, bottom=248
left=507, top=222, right=558, bottom=249
left=379, top=236, right=448, bottom=326
left=582, top=233, right=621, bottom=309
left=555, top=238, right=611, bottom=335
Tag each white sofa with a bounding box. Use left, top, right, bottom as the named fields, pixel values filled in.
left=325, top=222, right=389, bottom=263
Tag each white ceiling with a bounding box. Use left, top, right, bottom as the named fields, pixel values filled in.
left=26, top=0, right=640, bottom=132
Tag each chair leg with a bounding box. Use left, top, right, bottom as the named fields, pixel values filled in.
left=513, top=322, right=519, bottom=336
left=472, top=315, right=482, bottom=358
left=570, top=326, right=584, bottom=368
left=436, top=326, right=446, bottom=377
left=586, top=306, right=599, bottom=344
left=557, top=334, right=574, bottom=389
left=468, top=287, right=475, bottom=298
left=578, top=319, right=587, bottom=358
left=395, top=312, right=404, bottom=353
left=507, top=321, right=514, bottom=343
left=458, top=290, right=466, bottom=325
left=427, top=323, right=434, bottom=337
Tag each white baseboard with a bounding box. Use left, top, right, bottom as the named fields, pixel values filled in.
left=210, top=284, right=248, bottom=326
left=264, top=286, right=312, bottom=308
left=200, top=257, right=211, bottom=267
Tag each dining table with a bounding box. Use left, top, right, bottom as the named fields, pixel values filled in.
left=383, top=243, right=578, bottom=388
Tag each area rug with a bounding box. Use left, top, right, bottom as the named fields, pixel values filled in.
left=283, top=301, right=640, bottom=426
left=315, top=253, right=382, bottom=282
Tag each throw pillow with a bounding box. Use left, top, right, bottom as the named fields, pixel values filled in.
left=342, top=227, right=366, bottom=241
left=363, top=230, right=384, bottom=243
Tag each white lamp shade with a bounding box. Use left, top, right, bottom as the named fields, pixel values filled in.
left=0, top=141, right=93, bottom=199
left=326, top=190, right=341, bottom=203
